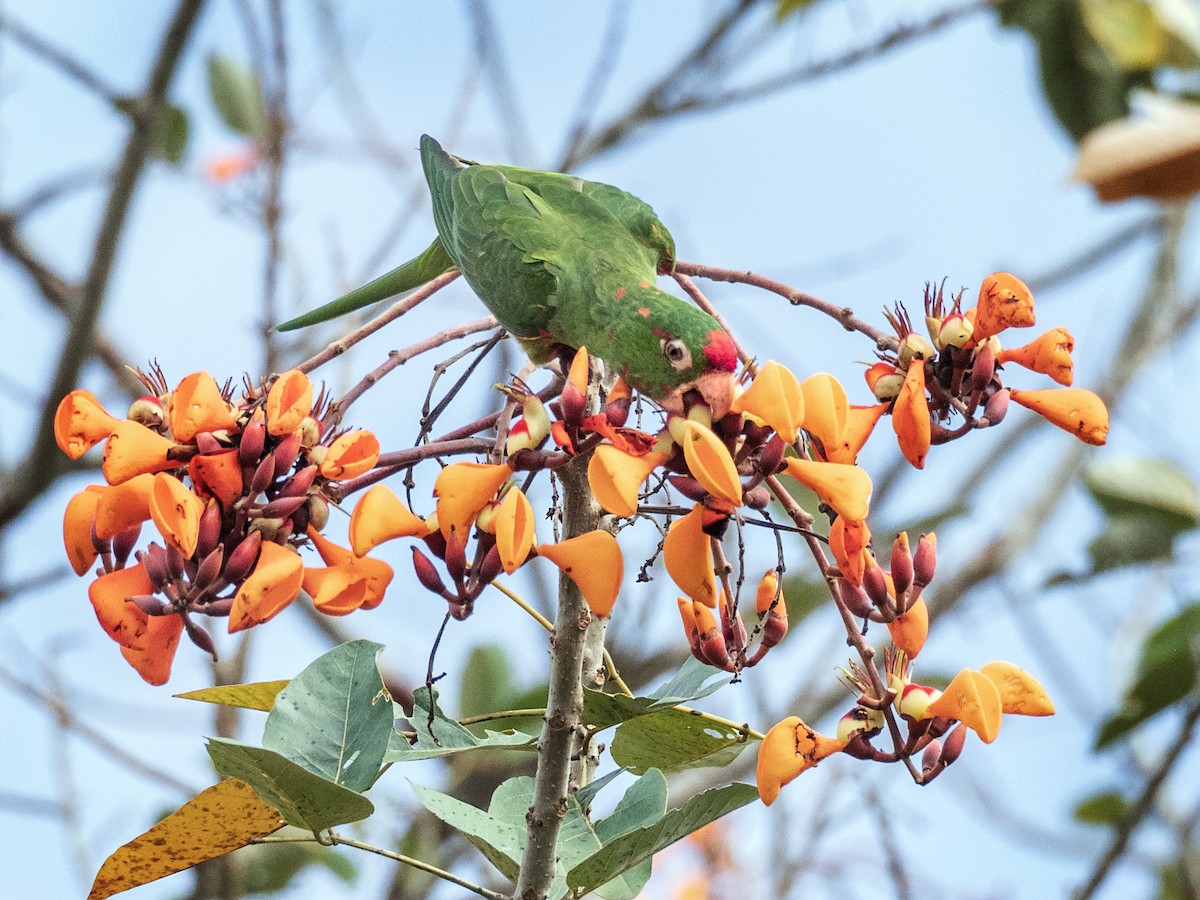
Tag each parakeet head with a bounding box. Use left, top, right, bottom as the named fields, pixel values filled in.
left=598, top=284, right=737, bottom=419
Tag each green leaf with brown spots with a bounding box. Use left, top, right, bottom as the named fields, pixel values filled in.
left=87, top=778, right=283, bottom=899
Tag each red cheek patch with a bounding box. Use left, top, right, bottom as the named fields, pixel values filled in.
left=615, top=287, right=627, bottom=300
left=638, top=307, right=651, bottom=318
left=638, top=280, right=651, bottom=289
left=703, top=330, right=738, bottom=372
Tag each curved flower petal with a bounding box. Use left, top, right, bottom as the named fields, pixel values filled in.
left=828, top=516, right=870, bottom=587
left=149, top=473, right=205, bottom=558
left=536, top=530, right=622, bottom=617
left=306, top=526, right=393, bottom=610
left=120, top=614, right=184, bottom=685
left=349, top=484, right=431, bottom=556
left=782, top=458, right=872, bottom=522
left=94, top=473, right=155, bottom=541
left=663, top=504, right=717, bottom=607
left=189, top=449, right=244, bottom=507
left=679, top=420, right=742, bottom=506
left=886, top=596, right=929, bottom=658
left=974, top=272, right=1035, bottom=342
left=997, top=327, right=1074, bottom=386
left=434, top=462, right=512, bottom=543
left=495, top=487, right=535, bottom=574
left=169, top=372, right=238, bottom=443
left=756, top=716, right=847, bottom=806
left=892, top=362, right=931, bottom=469
left=319, top=430, right=380, bottom=481
left=926, top=667, right=1004, bottom=744
left=55, top=389, right=121, bottom=459
left=824, top=403, right=888, bottom=465
left=265, top=370, right=314, bottom=437
left=979, top=661, right=1055, bottom=717
left=799, top=373, right=848, bottom=456
left=228, top=541, right=304, bottom=632
left=102, top=420, right=181, bottom=485
left=64, top=485, right=106, bottom=575
left=1009, top=387, right=1109, bottom=445
left=88, top=564, right=153, bottom=648
left=588, top=447, right=670, bottom=518
left=732, top=361, right=804, bottom=443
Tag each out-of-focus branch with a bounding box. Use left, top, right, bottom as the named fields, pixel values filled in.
left=0, top=13, right=121, bottom=102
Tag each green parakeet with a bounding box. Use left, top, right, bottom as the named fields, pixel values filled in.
left=278, top=135, right=737, bottom=417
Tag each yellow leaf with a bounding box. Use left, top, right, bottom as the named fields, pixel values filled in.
left=174, top=680, right=290, bottom=711
left=88, top=779, right=283, bottom=899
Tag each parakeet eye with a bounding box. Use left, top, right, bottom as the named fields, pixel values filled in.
left=661, top=338, right=692, bottom=371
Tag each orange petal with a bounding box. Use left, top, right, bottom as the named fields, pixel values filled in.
left=892, top=363, right=931, bottom=469
left=799, top=373, right=848, bottom=456
left=828, top=516, right=870, bottom=587
left=536, top=530, right=622, bottom=617
left=974, top=272, right=1035, bottom=342
left=886, top=596, right=929, bottom=658
left=88, top=564, right=153, bottom=648
left=732, top=361, right=805, bottom=443
left=979, top=661, right=1055, bottom=717
left=228, top=541, right=304, bottom=632
left=64, top=485, right=106, bottom=576
left=566, top=346, right=590, bottom=393
left=495, top=487, right=535, bottom=574
left=305, top=525, right=393, bottom=609
left=120, top=614, right=184, bottom=685
left=926, top=667, right=1004, bottom=744
left=587, top=447, right=669, bottom=517
left=433, top=462, right=512, bottom=543
left=679, top=420, right=742, bottom=506
left=756, top=716, right=846, bottom=806
left=319, top=430, right=380, bottom=480
left=149, top=473, right=205, bottom=558
left=169, top=372, right=238, bottom=443
left=1009, top=387, right=1109, bottom=445
left=189, top=449, right=244, bottom=507
left=348, top=484, right=430, bottom=556
left=265, top=370, right=313, bottom=437
left=677, top=595, right=700, bottom=641
left=754, top=569, right=784, bottom=617
left=55, top=389, right=121, bottom=459
left=823, top=403, right=888, bottom=465
left=102, top=420, right=181, bottom=485
left=782, top=458, right=872, bottom=522
left=94, top=473, right=155, bottom=540
left=997, top=327, right=1074, bottom=386
left=663, top=503, right=717, bottom=607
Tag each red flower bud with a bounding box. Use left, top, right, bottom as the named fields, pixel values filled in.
left=474, top=544, right=504, bottom=590
left=863, top=556, right=890, bottom=609
left=192, top=545, right=224, bottom=594
left=196, top=501, right=223, bottom=559
left=890, top=532, right=913, bottom=599
left=921, top=738, right=944, bottom=779
left=194, top=432, right=224, bottom=454
left=837, top=577, right=874, bottom=619
left=238, top=412, right=266, bottom=467
left=166, top=543, right=187, bottom=581
left=272, top=431, right=302, bottom=475
left=277, top=464, right=319, bottom=499
left=111, top=524, right=141, bottom=567
left=912, top=533, right=937, bottom=592
left=970, top=341, right=996, bottom=394
left=411, top=546, right=448, bottom=596
left=941, top=722, right=967, bottom=766
left=130, top=594, right=170, bottom=616
left=249, top=453, right=277, bottom=497
left=983, top=388, right=1010, bottom=426
left=222, top=530, right=262, bottom=584
left=443, top=534, right=467, bottom=586
left=183, top=618, right=217, bottom=658
left=757, top=434, right=787, bottom=477
left=743, top=485, right=770, bottom=509
left=258, top=494, right=308, bottom=520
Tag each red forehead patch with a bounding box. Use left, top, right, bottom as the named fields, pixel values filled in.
left=703, top=330, right=738, bottom=372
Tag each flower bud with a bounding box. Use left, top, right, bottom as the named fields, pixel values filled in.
left=222, top=530, right=262, bottom=584
left=139, top=544, right=172, bottom=591
left=165, top=543, right=187, bottom=581
left=970, top=341, right=996, bottom=394
left=249, top=453, right=277, bottom=497
left=258, top=494, right=308, bottom=520
left=940, top=723, right=967, bottom=767
left=938, top=313, right=974, bottom=349
left=898, top=333, right=936, bottom=370
left=559, top=381, right=586, bottom=431
left=837, top=577, right=874, bottom=619
left=757, top=434, right=788, bottom=477
left=912, top=533, right=937, bottom=592
left=306, top=496, right=329, bottom=533
left=192, top=545, right=224, bottom=593
left=194, top=432, right=224, bottom=454
left=983, top=388, right=1010, bottom=426
left=444, top=534, right=468, bottom=585
left=183, top=619, right=217, bottom=657
left=130, top=594, right=170, bottom=616
left=475, top=543, right=504, bottom=589
left=111, top=524, right=142, bottom=568
left=203, top=597, right=234, bottom=617
left=667, top=474, right=708, bottom=503
left=890, top=532, right=913, bottom=599
left=603, top=394, right=631, bottom=429
left=743, top=485, right=770, bottom=509
left=277, top=464, right=319, bottom=499
left=196, top=501, right=223, bottom=559
left=695, top=603, right=732, bottom=671
left=411, top=546, right=448, bottom=595
left=238, top=411, right=266, bottom=467
left=897, top=683, right=941, bottom=720
left=272, top=431, right=302, bottom=475
left=921, top=738, right=944, bottom=779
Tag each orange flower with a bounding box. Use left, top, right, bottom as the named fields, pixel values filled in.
left=978, top=661, right=1055, bottom=717
left=886, top=596, right=929, bottom=658
left=1009, top=387, right=1108, bottom=445
left=305, top=527, right=393, bottom=611
left=973, top=272, right=1035, bottom=342
left=926, top=668, right=1003, bottom=743
left=892, top=362, right=930, bottom=469
left=228, top=540, right=305, bottom=632
left=678, top=420, right=742, bottom=506
left=265, top=370, right=313, bottom=437
left=94, top=473, right=154, bottom=540
left=433, top=462, right=512, bottom=543
left=756, top=716, right=847, bottom=805
left=318, top=430, right=380, bottom=480
left=828, top=516, right=870, bottom=587
left=494, top=487, right=535, bottom=574
left=205, top=148, right=258, bottom=183
left=55, top=389, right=120, bottom=459
left=588, top=447, right=670, bottom=518
left=349, top=484, right=431, bottom=556
left=168, top=372, right=238, bottom=443
left=102, top=420, right=180, bottom=485
left=64, top=485, right=106, bottom=575
left=120, top=614, right=184, bottom=685
left=149, top=473, right=205, bottom=558
left=731, top=360, right=804, bottom=443
left=782, top=458, right=872, bottom=522
left=998, top=327, right=1074, bottom=386
left=823, top=403, right=888, bottom=465
left=189, top=449, right=244, bottom=507
left=88, top=564, right=153, bottom=648
left=798, top=373, right=847, bottom=456
left=536, top=530, right=622, bottom=617
left=663, top=503, right=717, bottom=607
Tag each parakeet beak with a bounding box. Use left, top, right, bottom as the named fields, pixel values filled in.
left=662, top=371, right=735, bottom=420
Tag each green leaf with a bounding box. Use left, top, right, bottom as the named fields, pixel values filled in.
left=384, top=687, right=537, bottom=762
left=1080, top=0, right=1200, bottom=70
left=611, top=708, right=752, bottom=775
left=459, top=644, right=518, bottom=720
left=583, top=657, right=731, bottom=731
left=774, top=0, right=820, bottom=22
left=1086, top=512, right=1181, bottom=573
left=1096, top=603, right=1200, bottom=748
left=206, top=53, right=268, bottom=140
left=566, top=782, right=758, bottom=895
left=411, top=782, right=525, bottom=882
left=174, top=679, right=289, bottom=711
left=1085, top=458, right=1200, bottom=531
left=112, top=98, right=190, bottom=164
left=262, top=640, right=392, bottom=792
left=594, top=769, right=668, bottom=843
left=206, top=739, right=373, bottom=832
left=1074, top=790, right=1130, bottom=825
